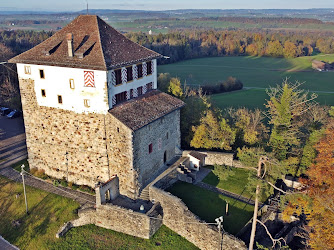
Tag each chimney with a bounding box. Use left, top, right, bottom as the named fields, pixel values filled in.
left=66, top=33, right=73, bottom=57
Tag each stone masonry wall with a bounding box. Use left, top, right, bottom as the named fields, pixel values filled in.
left=183, top=150, right=234, bottom=166
left=19, top=78, right=136, bottom=197
left=68, top=204, right=163, bottom=239
left=133, top=110, right=181, bottom=191
left=150, top=186, right=246, bottom=250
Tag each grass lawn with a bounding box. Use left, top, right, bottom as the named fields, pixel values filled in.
left=202, top=166, right=267, bottom=203
left=158, top=56, right=334, bottom=93
left=210, top=88, right=334, bottom=110
left=167, top=182, right=253, bottom=235
left=0, top=176, right=197, bottom=249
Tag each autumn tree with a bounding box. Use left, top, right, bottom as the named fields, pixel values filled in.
left=191, top=110, right=235, bottom=150
left=226, top=108, right=267, bottom=146
left=266, top=40, right=283, bottom=57
left=283, top=119, right=334, bottom=249
left=167, top=77, right=183, bottom=98
left=283, top=41, right=298, bottom=58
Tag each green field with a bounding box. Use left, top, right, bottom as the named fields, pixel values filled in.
left=167, top=182, right=253, bottom=235
left=158, top=55, right=334, bottom=109
left=0, top=176, right=197, bottom=249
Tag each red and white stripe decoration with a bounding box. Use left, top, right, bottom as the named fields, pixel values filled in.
left=126, top=90, right=131, bottom=100
left=121, top=67, right=127, bottom=84
left=151, top=60, right=155, bottom=74
left=112, top=95, right=116, bottom=106
left=111, top=70, right=116, bottom=86
left=84, top=71, right=95, bottom=87
left=133, top=88, right=138, bottom=98
left=142, top=62, right=147, bottom=77
left=132, top=65, right=138, bottom=80
left=143, top=84, right=147, bottom=94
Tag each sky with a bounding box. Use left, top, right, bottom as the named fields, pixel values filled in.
left=1, top=0, right=334, bottom=12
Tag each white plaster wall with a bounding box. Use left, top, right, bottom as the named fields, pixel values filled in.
left=17, top=63, right=108, bottom=114
left=107, top=59, right=157, bottom=109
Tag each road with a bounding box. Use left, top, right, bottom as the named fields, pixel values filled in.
left=0, top=116, right=27, bottom=169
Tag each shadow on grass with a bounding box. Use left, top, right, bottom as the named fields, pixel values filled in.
left=167, top=182, right=253, bottom=235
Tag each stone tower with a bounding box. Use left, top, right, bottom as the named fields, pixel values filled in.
left=9, top=15, right=184, bottom=199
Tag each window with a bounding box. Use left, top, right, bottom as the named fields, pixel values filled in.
left=115, top=91, right=127, bottom=104
left=24, top=66, right=31, bottom=74
left=117, top=127, right=120, bottom=133
left=126, top=66, right=133, bottom=82
left=115, top=69, right=122, bottom=85
left=166, top=132, right=169, bottom=140
left=39, top=69, right=45, bottom=79
left=130, top=89, right=134, bottom=99
left=147, top=61, right=153, bottom=75
left=137, top=63, right=143, bottom=78
left=137, top=86, right=143, bottom=96
left=146, top=82, right=153, bottom=91
left=84, top=99, right=90, bottom=108
left=149, top=143, right=153, bottom=154
left=69, top=79, right=75, bottom=89
left=41, top=89, right=46, bottom=97
left=57, top=95, right=63, bottom=104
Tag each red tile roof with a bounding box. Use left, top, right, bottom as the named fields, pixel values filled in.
left=109, top=90, right=185, bottom=131
left=9, top=15, right=161, bottom=70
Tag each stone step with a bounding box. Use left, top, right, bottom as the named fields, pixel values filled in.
left=139, top=188, right=150, bottom=201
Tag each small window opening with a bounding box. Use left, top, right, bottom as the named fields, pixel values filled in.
left=117, top=127, right=120, bottom=133
left=166, top=132, right=169, bottom=140
left=69, top=79, right=75, bottom=89
left=41, top=89, right=46, bottom=97
left=126, top=66, right=133, bottom=82
left=115, top=69, right=122, bottom=85
left=58, top=95, right=63, bottom=104
left=149, top=143, right=153, bottom=154
left=39, top=69, right=45, bottom=79
left=147, top=61, right=153, bottom=75
left=84, top=99, right=90, bottom=108
left=137, top=63, right=143, bottom=78
left=24, top=66, right=31, bottom=74
left=137, top=86, right=143, bottom=96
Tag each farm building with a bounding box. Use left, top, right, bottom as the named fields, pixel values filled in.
left=312, top=60, right=334, bottom=71
left=9, top=15, right=184, bottom=199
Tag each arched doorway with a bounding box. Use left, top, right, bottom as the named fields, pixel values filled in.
left=164, top=151, right=167, bottom=163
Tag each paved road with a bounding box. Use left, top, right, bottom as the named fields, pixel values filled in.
left=0, top=236, right=19, bottom=250
left=0, top=116, right=27, bottom=170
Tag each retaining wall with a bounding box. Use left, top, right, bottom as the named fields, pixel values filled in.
left=150, top=186, right=246, bottom=250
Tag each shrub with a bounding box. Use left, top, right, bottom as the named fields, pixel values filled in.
left=60, top=178, right=68, bottom=187
left=35, top=169, right=47, bottom=179
left=53, top=180, right=60, bottom=187
left=30, top=167, right=38, bottom=175
left=68, top=182, right=73, bottom=188
left=201, top=76, right=243, bottom=95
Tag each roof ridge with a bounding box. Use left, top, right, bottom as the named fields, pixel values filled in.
left=95, top=16, right=108, bottom=70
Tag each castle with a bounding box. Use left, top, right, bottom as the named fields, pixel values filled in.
left=9, top=15, right=184, bottom=199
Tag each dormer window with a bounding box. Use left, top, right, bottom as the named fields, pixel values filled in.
left=126, top=66, right=133, bottom=82
left=137, top=63, right=143, bottom=78
left=115, top=69, right=122, bottom=85
left=24, top=66, right=31, bottom=74
left=39, top=69, right=45, bottom=79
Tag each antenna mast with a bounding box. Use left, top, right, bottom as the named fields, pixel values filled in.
left=86, top=2, right=88, bottom=15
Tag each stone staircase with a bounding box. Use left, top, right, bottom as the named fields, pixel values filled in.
left=139, top=187, right=150, bottom=200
